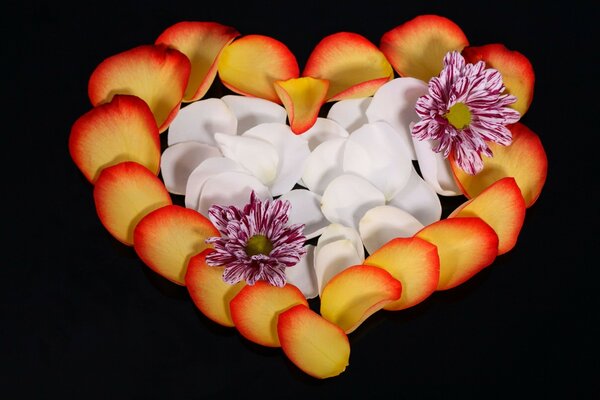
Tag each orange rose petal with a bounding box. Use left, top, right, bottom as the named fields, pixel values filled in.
left=69, top=95, right=160, bottom=183
left=185, top=249, right=245, bottom=327
left=88, top=44, right=191, bottom=133
left=277, top=304, right=350, bottom=379
left=217, top=35, right=299, bottom=103
left=462, top=44, right=535, bottom=116
left=274, top=77, right=329, bottom=134
left=364, top=237, right=440, bottom=311
left=133, top=205, right=219, bottom=286
left=230, top=282, right=308, bottom=347
left=156, top=21, right=239, bottom=102
left=450, top=122, right=548, bottom=208
left=380, top=14, right=469, bottom=82
left=449, top=177, right=526, bottom=255
left=415, top=218, right=498, bottom=291
left=93, top=162, right=172, bottom=246
left=320, top=265, right=402, bottom=333
left=303, top=32, right=393, bottom=101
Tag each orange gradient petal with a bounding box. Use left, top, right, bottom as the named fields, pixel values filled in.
left=449, top=177, right=526, bottom=255
left=217, top=35, right=299, bottom=103
left=229, top=282, right=307, bottom=347
left=88, top=44, right=191, bottom=133
left=320, top=265, right=402, bottom=333
left=364, top=237, right=440, bottom=311
left=380, top=14, right=469, bottom=82
left=133, top=205, right=219, bottom=285
left=415, top=218, right=498, bottom=291
left=93, top=162, right=172, bottom=246
left=450, top=122, right=548, bottom=208
left=69, top=95, right=160, bottom=183
left=303, top=32, right=393, bottom=101
left=185, top=249, right=245, bottom=326
left=156, top=21, right=239, bottom=102
left=274, top=77, right=329, bottom=134
left=462, top=44, right=535, bottom=116
left=278, top=305, right=350, bottom=379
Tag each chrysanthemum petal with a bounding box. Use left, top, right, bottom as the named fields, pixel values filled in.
left=321, top=174, right=386, bottom=230
left=155, top=21, right=239, bottom=102
left=185, top=249, right=245, bottom=327
left=364, top=237, right=439, bottom=311
left=88, top=44, right=191, bottom=133
left=387, top=168, right=442, bottom=226
left=229, top=282, right=308, bottom=347
left=69, top=95, right=160, bottom=183
left=315, top=223, right=365, bottom=262
left=243, top=123, right=310, bottom=196
left=314, top=240, right=364, bottom=296
left=278, top=189, right=328, bottom=239
left=301, top=138, right=347, bottom=195
left=380, top=14, right=469, bottom=82
left=217, top=35, right=299, bottom=103
left=358, top=205, right=424, bottom=255
left=303, top=32, right=394, bottom=101
left=449, top=177, right=526, bottom=255
left=160, top=142, right=221, bottom=195
left=450, top=122, right=547, bottom=207
left=133, top=205, right=219, bottom=285
left=274, top=77, right=329, bottom=134
left=285, top=245, right=318, bottom=299
left=299, top=117, right=349, bottom=151
left=412, top=137, right=462, bottom=195
left=197, top=171, right=271, bottom=216
left=415, top=218, right=498, bottom=290
left=277, top=305, right=350, bottom=379
left=221, top=95, right=287, bottom=134
left=93, top=162, right=172, bottom=246
left=320, top=265, right=402, bottom=333
left=167, top=98, right=237, bottom=146
left=326, top=97, right=371, bottom=133
left=214, top=132, right=279, bottom=186
left=462, top=44, right=535, bottom=116
left=366, top=77, right=430, bottom=160
left=185, top=157, right=247, bottom=210
left=342, top=121, right=413, bottom=200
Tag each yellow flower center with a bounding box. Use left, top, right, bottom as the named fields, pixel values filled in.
left=445, top=102, right=471, bottom=130
left=246, top=234, right=273, bottom=256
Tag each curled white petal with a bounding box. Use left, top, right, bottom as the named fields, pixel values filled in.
left=412, top=137, right=462, bottom=196
left=321, top=174, right=386, bottom=230
left=185, top=157, right=247, bottom=210
left=300, top=117, right=349, bottom=151
left=221, top=95, right=287, bottom=134
left=278, top=189, right=328, bottom=240
left=285, top=245, right=318, bottom=299
left=343, top=121, right=413, bottom=200
left=214, top=132, right=279, bottom=186
left=387, top=168, right=442, bottom=226
left=315, top=223, right=365, bottom=261
left=243, top=123, right=310, bottom=196
left=326, top=97, right=372, bottom=133
left=314, top=239, right=363, bottom=295
left=301, top=138, right=347, bottom=195
left=160, top=142, right=221, bottom=195
left=366, top=77, right=429, bottom=160
left=197, top=171, right=271, bottom=216
left=358, top=205, right=425, bottom=255
left=167, top=98, right=237, bottom=146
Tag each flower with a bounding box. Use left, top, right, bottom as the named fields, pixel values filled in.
left=412, top=51, right=521, bottom=175
left=205, top=191, right=306, bottom=287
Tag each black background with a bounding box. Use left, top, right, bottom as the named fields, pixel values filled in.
left=4, top=0, right=597, bottom=398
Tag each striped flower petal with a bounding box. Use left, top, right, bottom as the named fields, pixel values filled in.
left=274, top=77, right=329, bottom=134
left=155, top=21, right=239, bottom=102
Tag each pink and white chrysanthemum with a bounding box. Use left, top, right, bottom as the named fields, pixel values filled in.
left=412, top=51, right=521, bottom=174
left=205, top=191, right=306, bottom=287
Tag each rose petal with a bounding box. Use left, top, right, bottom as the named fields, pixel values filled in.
left=185, top=157, right=247, bottom=210
left=299, top=117, right=349, bottom=151
left=274, top=76, right=329, bottom=134
left=278, top=189, right=328, bottom=240
left=167, top=98, right=237, bottom=146
left=326, top=97, right=371, bottom=133
left=387, top=168, right=442, bottom=226
left=285, top=245, right=318, bottom=299
left=358, top=205, right=424, bottom=255
left=160, top=141, right=221, bottom=195
left=412, top=137, right=462, bottom=196
left=221, top=94, right=287, bottom=134
left=301, top=138, right=347, bottom=195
